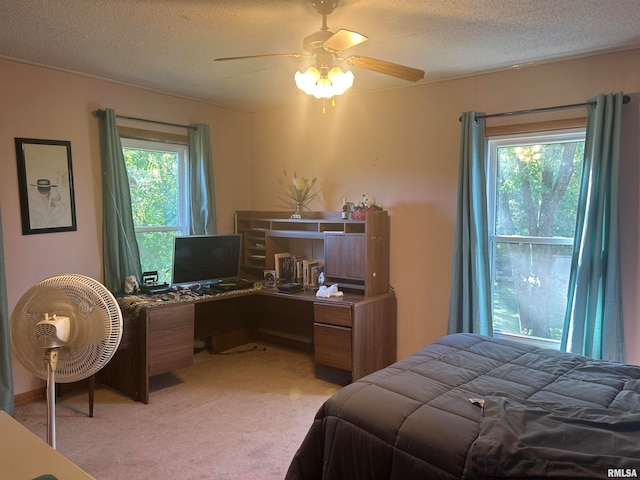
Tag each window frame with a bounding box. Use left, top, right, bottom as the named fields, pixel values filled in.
left=486, top=128, right=586, bottom=349
left=120, top=137, right=190, bottom=235
left=120, top=137, right=190, bottom=282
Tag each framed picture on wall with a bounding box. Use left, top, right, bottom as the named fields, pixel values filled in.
left=15, top=138, right=77, bottom=235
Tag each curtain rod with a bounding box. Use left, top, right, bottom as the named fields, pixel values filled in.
left=93, top=109, right=196, bottom=130
left=461, top=94, right=631, bottom=121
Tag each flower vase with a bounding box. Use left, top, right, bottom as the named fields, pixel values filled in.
left=291, top=202, right=304, bottom=219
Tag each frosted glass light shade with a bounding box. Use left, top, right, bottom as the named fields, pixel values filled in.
left=294, top=66, right=354, bottom=99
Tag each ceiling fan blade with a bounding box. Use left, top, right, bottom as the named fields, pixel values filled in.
left=214, top=53, right=305, bottom=62
left=347, top=56, right=425, bottom=82
left=323, top=29, right=368, bottom=52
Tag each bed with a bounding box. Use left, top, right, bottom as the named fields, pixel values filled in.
left=286, top=333, right=640, bottom=479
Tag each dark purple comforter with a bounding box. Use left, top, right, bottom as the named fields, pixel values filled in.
left=286, top=333, right=640, bottom=479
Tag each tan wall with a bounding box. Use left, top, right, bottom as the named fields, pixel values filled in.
left=249, top=48, right=640, bottom=363
left=2, top=48, right=639, bottom=395
left=0, top=59, right=252, bottom=395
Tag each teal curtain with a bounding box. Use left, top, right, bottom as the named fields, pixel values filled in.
left=188, top=124, right=217, bottom=235
left=99, top=109, right=142, bottom=293
left=0, top=208, right=14, bottom=414
left=447, top=112, right=493, bottom=336
left=561, top=93, right=626, bottom=361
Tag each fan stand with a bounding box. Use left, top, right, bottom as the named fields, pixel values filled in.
left=45, top=348, right=60, bottom=449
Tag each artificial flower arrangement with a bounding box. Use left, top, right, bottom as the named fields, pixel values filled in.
left=283, top=170, right=319, bottom=218
left=352, top=194, right=382, bottom=220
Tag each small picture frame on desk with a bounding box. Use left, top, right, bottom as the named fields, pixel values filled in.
left=274, top=252, right=291, bottom=281
left=263, top=269, right=276, bottom=287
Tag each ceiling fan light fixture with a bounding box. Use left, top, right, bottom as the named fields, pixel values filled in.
left=294, top=66, right=321, bottom=95
left=328, top=67, right=353, bottom=93
left=294, top=66, right=354, bottom=99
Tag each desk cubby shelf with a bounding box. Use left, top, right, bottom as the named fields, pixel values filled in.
left=235, top=211, right=390, bottom=296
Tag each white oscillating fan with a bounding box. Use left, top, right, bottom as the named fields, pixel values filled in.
left=10, top=274, right=122, bottom=449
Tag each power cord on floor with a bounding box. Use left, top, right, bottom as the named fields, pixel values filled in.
left=216, top=345, right=267, bottom=355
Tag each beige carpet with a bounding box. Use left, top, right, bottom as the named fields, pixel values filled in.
left=12, top=343, right=349, bottom=480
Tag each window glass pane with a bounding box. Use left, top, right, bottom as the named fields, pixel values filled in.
left=135, top=230, right=181, bottom=284
left=124, top=148, right=180, bottom=227
left=492, top=242, right=572, bottom=340
left=489, top=131, right=584, bottom=345
left=495, top=141, right=584, bottom=237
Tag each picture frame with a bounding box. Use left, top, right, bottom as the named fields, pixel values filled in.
left=263, top=269, right=277, bottom=287
left=15, top=138, right=77, bottom=235
left=273, top=252, right=291, bottom=281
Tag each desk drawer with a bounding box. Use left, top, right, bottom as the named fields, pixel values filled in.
left=314, top=323, right=351, bottom=371
left=313, top=303, right=352, bottom=327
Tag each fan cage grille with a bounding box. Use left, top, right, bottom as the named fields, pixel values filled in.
left=10, top=274, right=122, bottom=383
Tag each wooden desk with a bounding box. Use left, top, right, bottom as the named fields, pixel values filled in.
left=106, top=287, right=396, bottom=404
left=255, top=289, right=397, bottom=380
left=0, top=411, right=95, bottom=479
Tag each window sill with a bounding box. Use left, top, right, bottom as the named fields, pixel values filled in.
left=493, top=330, right=561, bottom=350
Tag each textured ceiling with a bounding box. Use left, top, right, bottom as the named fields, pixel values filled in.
left=1, top=0, right=640, bottom=112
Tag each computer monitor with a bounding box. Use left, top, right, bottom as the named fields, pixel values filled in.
left=171, top=234, right=241, bottom=287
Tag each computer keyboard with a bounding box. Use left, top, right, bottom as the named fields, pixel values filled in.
left=209, top=280, right=254, bottom=292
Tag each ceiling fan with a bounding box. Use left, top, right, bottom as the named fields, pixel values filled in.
left=214, top=0, right=425, bottom=108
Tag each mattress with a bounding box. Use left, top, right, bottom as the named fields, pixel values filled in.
left=286, top=333, right=640, bottom=479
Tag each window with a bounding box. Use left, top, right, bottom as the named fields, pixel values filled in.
left=487, top=129, right=585, bottom=347
left=122, top=138, right=189, bottom=284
